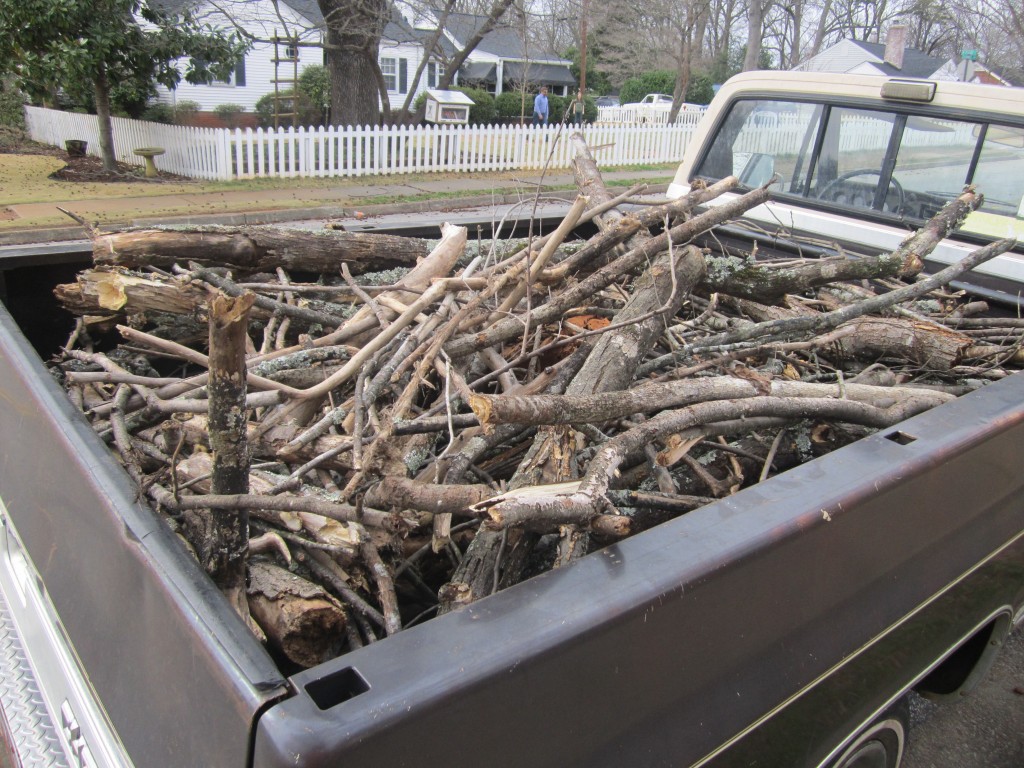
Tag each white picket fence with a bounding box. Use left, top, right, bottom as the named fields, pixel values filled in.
left=596, top=106, right=707, bottom=124
left=24, top=105, right=697, bottom=182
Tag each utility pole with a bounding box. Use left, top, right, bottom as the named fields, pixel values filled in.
left=579, top=0, right=588, bottom=95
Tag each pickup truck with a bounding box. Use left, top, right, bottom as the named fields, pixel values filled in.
left=2, top=70, right=1024, bottom=768
left=619, top=93, right=706, bottom=122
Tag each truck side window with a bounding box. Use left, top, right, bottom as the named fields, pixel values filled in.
left=962, top=124, right=1024, bottom=244
left=693, top=100, right=822, bottom=192
left=891, top=116, right=976, bottom=220
left=810, top=107, right=899, bottom=213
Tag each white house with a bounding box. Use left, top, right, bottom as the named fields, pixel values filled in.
left=794, top=26, right=959, bottom=81
left=422, top=12, right=576, bottom=97
left=149, top=0, right=448, bottom=123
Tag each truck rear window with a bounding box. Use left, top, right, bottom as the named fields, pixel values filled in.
left=694, top=98, right=1024, bottom=244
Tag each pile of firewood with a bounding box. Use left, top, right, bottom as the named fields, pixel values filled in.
left=52, top=137, right=1021, bottom=669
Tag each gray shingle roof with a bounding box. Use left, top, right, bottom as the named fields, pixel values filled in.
left=849, top=40, right=949, bottom=78
left=443, top=12, right=564, bottom=62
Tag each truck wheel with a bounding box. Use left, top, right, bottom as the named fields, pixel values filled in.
left=830, top=698, right=909, bottom=768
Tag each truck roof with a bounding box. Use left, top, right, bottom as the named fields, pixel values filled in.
left=714, top=70, right=1024, bottom=117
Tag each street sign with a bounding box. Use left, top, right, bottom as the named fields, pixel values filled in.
left=961, top=49, right=979, bottom=61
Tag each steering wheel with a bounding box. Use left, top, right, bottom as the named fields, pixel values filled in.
left=818, top=169, right=905, bottom=214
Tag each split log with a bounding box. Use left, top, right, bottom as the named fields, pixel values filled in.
left=247, top=559, right=347, bottom=668
left=92, top=225, right=428, bottom=275
left=55, top=267, right=214, bottom=317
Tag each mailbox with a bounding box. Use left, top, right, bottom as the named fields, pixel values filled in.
left=424, top=89, right=475, bottom=125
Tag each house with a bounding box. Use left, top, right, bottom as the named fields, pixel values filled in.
left=793, top=26, right=959, bottom=81
left=418, top=12, right=576, bottom=97
left=149, top=0, right=450, bottom=124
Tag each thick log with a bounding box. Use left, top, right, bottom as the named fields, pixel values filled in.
left=469, top=377, right=954, bottom=427
left=703, top=251, right=925, bottom=304
left=55, top=267, right=214, bottom=317
left=92, top=226, right=428, bottom=274
left=829, top=316, right=975, bottom=371
left=247, top=560, right=347, bottom=668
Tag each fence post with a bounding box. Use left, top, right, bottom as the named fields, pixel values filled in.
left=216, top=127, right=231, bottom=180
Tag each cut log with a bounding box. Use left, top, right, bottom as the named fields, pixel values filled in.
left=247, top=560, right=347, bottom=668
left=92, top=225, right=429, bottom=275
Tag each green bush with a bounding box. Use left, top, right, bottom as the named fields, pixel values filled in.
left=298, top=65, right=330, bottom=113
left=214, top=103, right=246, bottom=128
left=172, top=100, right=202, bottom=125
left=455, top=87, right=495, bottom=125
left=0, top=85, right=26, bottom=129
left=142, top=103, right=175, bottom=124
left=255, top=89, right=320, bottom=128
left=495, top=90, right=529, bottom=119
left=686, top=74, right=715, bottom=105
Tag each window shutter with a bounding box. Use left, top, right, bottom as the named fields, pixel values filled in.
left=399, top=58, right=408, bottom=94
left=234, top=57, right=247, bottom=87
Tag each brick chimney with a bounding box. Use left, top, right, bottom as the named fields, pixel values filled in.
left=884, top=25, right=908, bottom=70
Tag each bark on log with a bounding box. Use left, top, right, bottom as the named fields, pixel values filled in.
left=469, top=377, right=953, bottom=426
left=55, top=267, right=215, bottom=317
left=829, top=316, right=975, bottom=371
left=703, top=251, right=925, bottom=304
left=92, top=226, right=429, bottom=275
left=203, top=292, right=254, bottom=614
left=247, top=560, right=347, bottom=668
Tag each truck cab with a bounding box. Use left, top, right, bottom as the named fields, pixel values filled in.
left=667, top=71, right=1024, bottom=301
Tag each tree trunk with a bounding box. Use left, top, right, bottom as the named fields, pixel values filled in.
left=319, top=0, right=389, bottom=127
left=743, top=0, right=769, bottom=71
left=93, top=61, right=117, bottom=173
left=414, top=0, right=517, bottom=122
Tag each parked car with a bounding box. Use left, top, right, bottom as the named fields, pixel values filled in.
left=594, top=95, right=619, bottom=108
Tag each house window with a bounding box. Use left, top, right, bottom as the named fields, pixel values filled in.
left=427, top=62, right=445, bottom=89
left=284, top=45, right=299, bottom=60
left=380, top=57, right=409, bottom=93
left=381, top=57, right=397, bottom=91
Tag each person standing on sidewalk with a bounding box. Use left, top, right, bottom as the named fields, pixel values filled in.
left=532, top=86, right=549, bottom=126
left=571, top=90, right=585, bottom=126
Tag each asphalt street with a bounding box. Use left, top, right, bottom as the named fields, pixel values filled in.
left=903, top=624, right=1024, bottom=767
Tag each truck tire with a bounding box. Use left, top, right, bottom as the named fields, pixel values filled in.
left=829, top=698, right=910, bottom=768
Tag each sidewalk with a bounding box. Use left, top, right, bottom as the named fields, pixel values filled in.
left=0, top=167, right=679, bottom=246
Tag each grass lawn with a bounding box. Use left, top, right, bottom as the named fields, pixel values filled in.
left=0, top=149, right=677, bottom=231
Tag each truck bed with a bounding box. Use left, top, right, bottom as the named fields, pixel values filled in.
left=2, top=231, right=1023, bottom=767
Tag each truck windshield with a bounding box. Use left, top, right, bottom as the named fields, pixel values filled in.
left=693, top=98, right=1024, bottom=244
